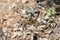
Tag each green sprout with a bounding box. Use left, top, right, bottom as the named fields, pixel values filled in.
left=44, top=6, right=55, bottom=27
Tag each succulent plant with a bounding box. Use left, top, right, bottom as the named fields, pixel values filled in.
left=22, top=6, right=39, bottom=23
left=44, top=6, right=55, bottom=27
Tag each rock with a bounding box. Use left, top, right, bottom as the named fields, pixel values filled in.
left=45, top=30, right=53, bottom=34
left=13, top=23, right=20, bottom=28
left=37, top=25, right=46, bottom=31
left=22, top=10, right=26, bottom=14
left=37, top=18, right=41, bottom=22
left=2, top=27, right=8, bottom=33
left=27, top=25, right=34, bottom=30
left=11, top=32, right=18, bottom=39
left=41, top=19, right=46, bottom=24
left=17, top=32, right=22, bottom=36
left=21, top=0, right=28, bottom=3
left=43, top=38, right=48, bottom=40
left=19, top=27, right=23, bottom=31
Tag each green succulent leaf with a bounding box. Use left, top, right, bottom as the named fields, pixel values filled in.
left=47, top=7, right=55, bottom=15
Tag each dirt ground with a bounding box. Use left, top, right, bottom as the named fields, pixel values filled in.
left=0, top=0, right=60, bottom=40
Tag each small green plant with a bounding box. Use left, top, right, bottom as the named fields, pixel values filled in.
left=22, top=6, right=39, bottom=23
left=44, top=6, right=55, bottom=27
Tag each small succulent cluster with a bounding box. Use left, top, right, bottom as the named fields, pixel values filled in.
left=22, top=6, right=39, bottom=23
left=37, top=0, right=56, bottom=27
left=44, top=6, right=56, bottom=27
